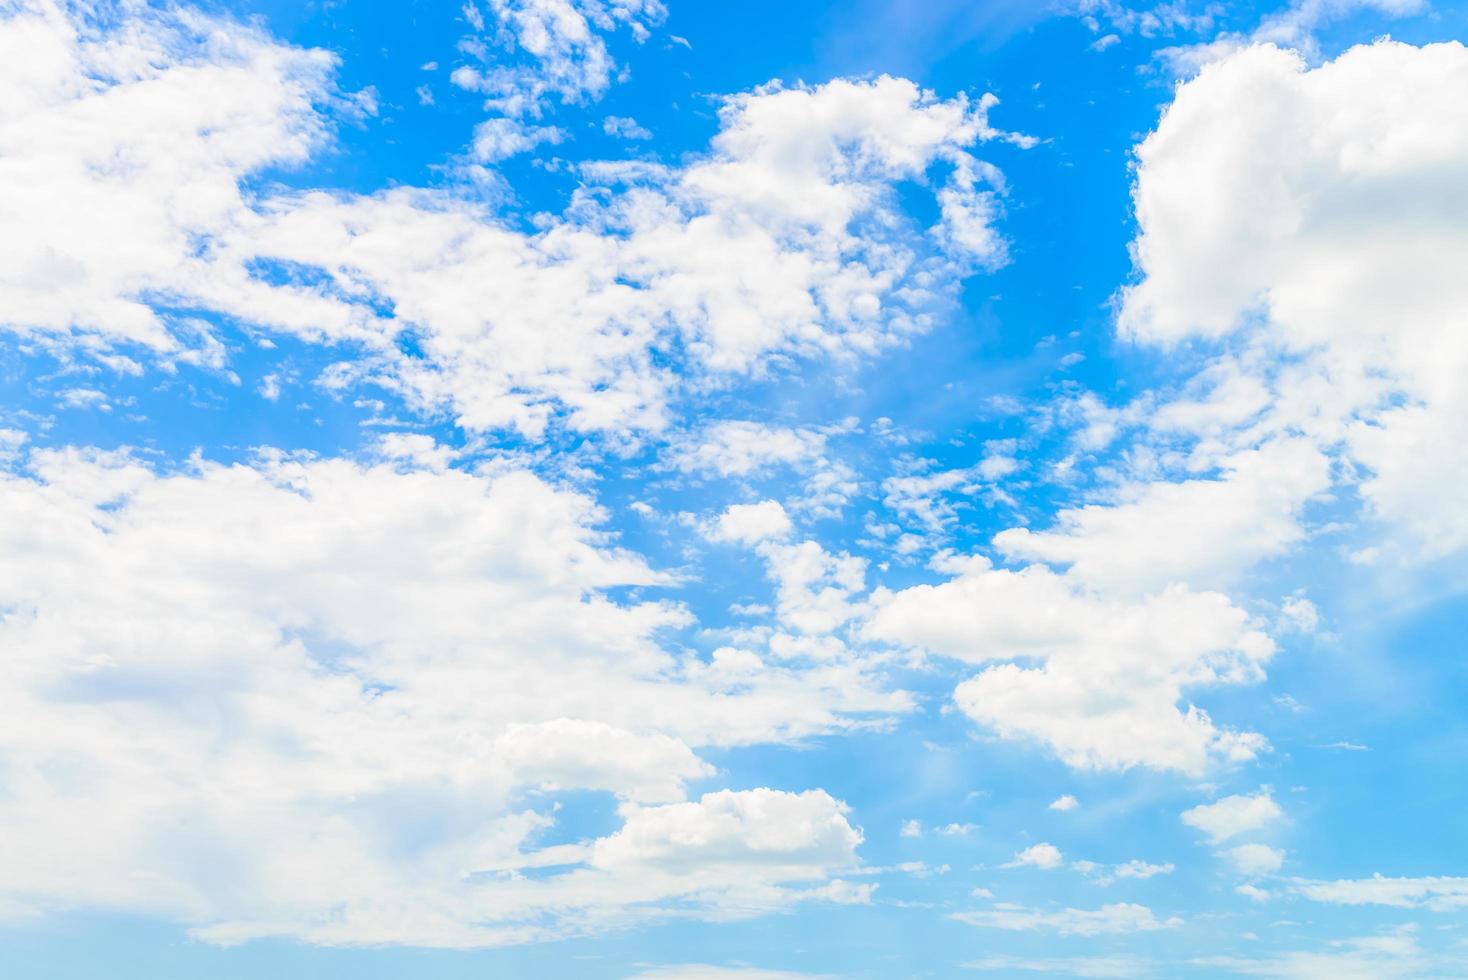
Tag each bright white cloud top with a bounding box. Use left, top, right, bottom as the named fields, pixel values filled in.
left=1, top=0, right=1466, bottom=976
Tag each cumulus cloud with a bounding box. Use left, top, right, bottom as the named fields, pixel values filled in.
left=1225, top=844, right=1286, bottom=876
left=1181, top=790, right=1284, bottom=843
left=667, top=420, right=837, bottom=479
left=0, top=2, right=1018, bottom=439
left=866, top=556, right=1273, bottom=773
left=0, top=0, right=337, bottom=349
left=1005, top=843, right=1064, bottom=870
left=710, top=500, right=794, bottom=545
left=451, top=0, right=666, bottom=124
left=0, top=444, right=898, bottom=945
left=1119, top=39, right=1468, bottom=564
left=993, top=438, right=1330, bottom=596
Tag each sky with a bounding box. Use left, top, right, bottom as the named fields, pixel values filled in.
left=1, top=0, right=1467, bottom=977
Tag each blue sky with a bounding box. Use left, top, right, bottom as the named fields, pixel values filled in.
left=2, top=0, right=1468, bottom=977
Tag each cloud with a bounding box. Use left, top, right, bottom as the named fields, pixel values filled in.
left=590, top=788, right=860, bottom=873
left=1196, top=926, right=1453, bottom=980
left=711, top=501, right=794, bottom=545
left=866, top=556, right=1273, bottom=773
left=1225, top=844, right=1286, bottom=876
left=469, top=116, right=565, bottom=160
left=451, top=0, right=666, bottom=124
left=1289, top=874, right=1468, bottom=911
left=993, top=438, right=1330, bottom=596
left=1154, top=0, right=1428, bottom=74
left=703, top=500, right=875, bottom=646
left=1049, top=794, right=1079, bottom=811
left=953, top=902, right=1181, bottom=936
left=1005, top=843, right=1064, bottom=870
left=1236, top=883, right=1271, bottom=903
left=604, top=115, right=653, bottom=140
left=0, top=445, right=900, bottom=945
left=0, top=4, right=1017, bottom=440
left=1073, top=859, right=1175, bottom=885
left=0, top=0, right=338, bottom=349
left=242, top=73, right=1013, bottom=438
left=667, top=420, right=837, bottom=479
left=1180, top=790, right=1284, bottom=843
left=934, top=822, right=978, bottom=836
left=1119, top=39, right=1468, bottom=563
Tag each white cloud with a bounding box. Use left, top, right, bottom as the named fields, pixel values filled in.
left=1180, top=790, right=1284, bottom=843
left=0, top=4, right=1015, bottom=440
left=934, top=822, right=978, bottom=836
left=710, top=501, right=793, bottom=545
left=900, top=819, right=923, bottom=838
left=668, top=420, right=835, bottom=478
left=1049, top=794, right=1079, bottom=811
left=451, top=0, right=665, bottom=123
left=866, top=556, right=1273, bottom=773
left=1006, top=843, right=1064, bottom=870
left=0, top=0, right=337, bottom=350
left=954, top=902, right=1181, bottom=936
left=470, top=116, right=565, bottom=160
left=993, top=438, right=1330, bottom=596
left=1155, top=0, right=1428, bottom=74
left=1074, top=859, right=1175, bottom=885
left=1119, top=40, right=1468, bottom=563
left=1289, top=875, right=1468, bottom=911
left=495, top=719, right=713, bottom=803
left=1225, top=844, right=1286, bottom=876
left=1278, top=595, right=1319, bottom=633
left=882, top=464, right=983, bottom=532
left=590, top=788, right=859, bottom=873
left=604, top=114, right=653, bottom=140
left=236, top=73, right=1015, bottom=437
left=1236, top=883, right=1271, bottom=903
left=0, top=445, right=900, bottom=945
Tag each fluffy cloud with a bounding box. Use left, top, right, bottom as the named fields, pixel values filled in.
left=0, top=0, right=338, bottom=348
left=667, top=420, right=836, bottom=479
left=1006, top=843, right=1064, bottom=870
left=1181, top=790, right=1284, bottom=843
left=0, top=1, right=1017, bottom=439
left=451, top=0, right=666, bottom=120
left=1119, top=39, right=1468, bottom=562
left=0, top=444, right=897, bottom=945
left=711, top=500, right=794, bottom=545
left=866, top=556, right=1273, bottom=773
left=1225, top=844, right=1286, bottom=876
left=993, top=438, right=1330, bottom=596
